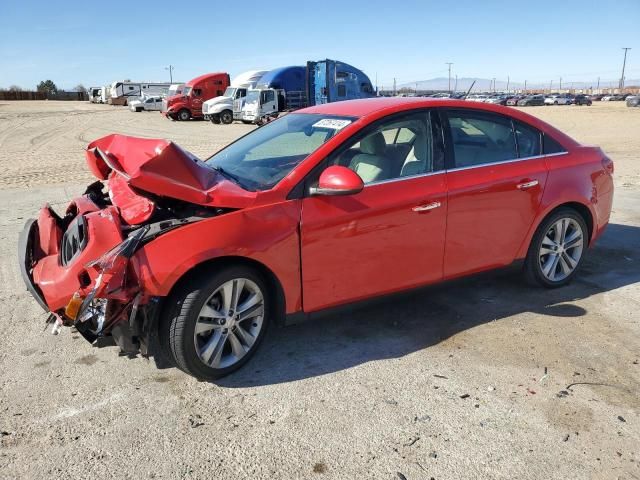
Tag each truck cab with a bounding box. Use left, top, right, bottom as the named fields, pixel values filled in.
left=240, top=60, right=374, bottom=124
left=202, top=70, right=267, bottom=124
left=162, top=73, right=230, bottom=121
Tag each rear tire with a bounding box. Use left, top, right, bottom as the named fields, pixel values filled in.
left=161, top=266, right=271, bottom=380
left=524, top=208, right=588, bottom=288
left=178, top=109, right=190, bottom=121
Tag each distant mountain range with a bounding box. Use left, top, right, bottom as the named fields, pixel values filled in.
left=394, top=77, right=639, bottom=92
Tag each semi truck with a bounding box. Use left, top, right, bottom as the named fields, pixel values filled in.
left=239, top=60, right=375, bottom=124
left=162, top=72, right=230, bottom=121
left=108, top=82, right=174, bottom=106
left=202, top=70, right=268, bottom=124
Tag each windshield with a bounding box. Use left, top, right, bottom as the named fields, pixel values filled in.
left=182, top=86, right=192, bottom=96
left=245, top=90, right=259, bottom=107
left=223, top=87, right=236, bottom=97
left=206, top=113, right=355, bottom=191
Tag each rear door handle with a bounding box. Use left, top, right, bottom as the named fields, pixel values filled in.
left=412, top=201, right=441, bottom=212
left=517, top=180, right=539, bottom=190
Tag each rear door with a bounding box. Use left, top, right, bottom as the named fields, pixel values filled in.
left=300, top=110, right=448, bottom=311
left=441, top=109, right=548, bottom=278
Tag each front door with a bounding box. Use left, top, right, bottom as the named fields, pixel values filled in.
left=300, top=110, right=448, bottom=312
left=441, top=109, right=549, bottom=278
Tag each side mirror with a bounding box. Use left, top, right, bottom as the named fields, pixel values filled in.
left=309, top=166, right=364, bottom=196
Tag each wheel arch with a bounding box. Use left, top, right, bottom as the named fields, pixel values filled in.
left=164, top=255, right=287, bottom=326
left=517, top=200, right=595, bottom=259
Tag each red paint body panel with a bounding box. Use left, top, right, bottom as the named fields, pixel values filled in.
left=87, top=134, right=257, bottom=209
left=131, top=201, right=303, bottom=313
left=444, top=158, right=548, bottom=277
left=300, top=174, right=447, bottom=311
left=23, top=98, right=614, bottom=323
left=32, top=206, right=124, bottom=311
left=163, top=72, right=230, bottom=119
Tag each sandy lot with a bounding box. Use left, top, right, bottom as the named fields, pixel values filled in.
left=0, top=101, right=638, bottom=479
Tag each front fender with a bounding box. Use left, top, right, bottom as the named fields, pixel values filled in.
left=131, top=201, right=302, bottom=313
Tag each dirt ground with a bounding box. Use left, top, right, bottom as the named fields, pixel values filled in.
left=0, top=101, right=638, bottom=480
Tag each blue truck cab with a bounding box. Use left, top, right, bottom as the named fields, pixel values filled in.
left=240, top=60, right=375, bottom=124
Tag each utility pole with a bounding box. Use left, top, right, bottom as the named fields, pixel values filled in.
left=506, top=76, right=510, bottom=93
left=165, top=65, right=174, bottom=83
left=596, top=77, right=600, bottom=92
left=620, top=47, right=631, bottom=89
left=559, top=77, right=562, bottom=90
left=492, top=77, right=496, bottom=92
left=446, top=62, right=453, bottom=93
left=393, top=77, right=396, bottom=96
left=524, top=80, right=527, bottom=94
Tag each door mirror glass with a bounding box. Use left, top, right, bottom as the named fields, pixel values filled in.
left=310, top=166, right=364, bottom=196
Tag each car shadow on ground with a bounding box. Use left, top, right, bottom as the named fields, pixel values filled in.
left=211, top=223, right=639, bottom=387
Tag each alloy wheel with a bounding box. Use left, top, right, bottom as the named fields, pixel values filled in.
left=193, top=278, right=265, bottom=369
left=538, top=218, right=584, bottom=282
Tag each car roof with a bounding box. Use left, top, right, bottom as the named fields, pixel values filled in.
left=298, top=97, right=580, bottom=148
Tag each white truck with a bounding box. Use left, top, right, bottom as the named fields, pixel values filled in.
left=129, top=94, right=164, bottom=112
left=202, top=70, right=267, bottom=124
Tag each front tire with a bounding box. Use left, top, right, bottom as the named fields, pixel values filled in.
left=220, top=109, right=233, bottom=124
left=162, top=266, right=270, bottom=380
left=524, top=208, right=587, bottom=288
left=177, top=109, right=190, bottom=121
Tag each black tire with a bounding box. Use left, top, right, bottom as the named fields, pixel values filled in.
left=211, top=114, right=221, bottom=124
left=524, top=208, right=588, bottom=288
left=161, top=265, right=271, bottom=380
left=220, top=109, right=233, bottom=124
left=177, top=109, right=190, bottom=121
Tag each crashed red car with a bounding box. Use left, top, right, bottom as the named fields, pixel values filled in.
left=20, top=98, right=614, bottom=380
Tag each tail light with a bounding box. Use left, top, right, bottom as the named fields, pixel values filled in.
left=601, top=155, right=614, bottom=175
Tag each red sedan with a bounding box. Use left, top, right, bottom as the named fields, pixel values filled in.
left=19, top=98, right=614, bottom=380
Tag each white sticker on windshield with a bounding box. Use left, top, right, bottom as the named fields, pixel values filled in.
left=312, top=119, right=352, bottom=130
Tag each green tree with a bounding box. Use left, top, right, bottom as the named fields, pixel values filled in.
left=75, top=83, right=86, bottom=92
left=36, top=80, right=58, bottom=94
left=8, top=85, right=23, bottom=92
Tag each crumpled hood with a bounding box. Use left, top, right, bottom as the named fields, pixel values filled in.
left=85, top=134, right=256, bottom=209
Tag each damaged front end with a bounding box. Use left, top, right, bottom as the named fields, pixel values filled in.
left=19, top=134, right=234, bottom=357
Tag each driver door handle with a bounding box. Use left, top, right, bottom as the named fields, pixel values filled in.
left=412, top=201, right=441, bottom=212
left=517, top=180, right=539, bottom=190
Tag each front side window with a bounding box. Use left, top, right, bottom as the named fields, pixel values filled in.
left=326, top=112, right=436, bottom=184
left=446, top=110, right=516, bottom=168
left=206, top=114, right=353, bottom=191
left=193, top=88, right=202, bottom=97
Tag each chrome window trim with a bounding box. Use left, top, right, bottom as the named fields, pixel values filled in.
left=446, top=151, right=568, bottom=173
left=360, top=151, right=568, bottom=188
left=364, top=169, right=445, bottom=187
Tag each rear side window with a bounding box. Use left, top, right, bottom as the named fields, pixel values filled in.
left=514, top=121, right=542, bottom=158
left=446, top=110, right=517, bottom=168
left=543, top=134, right=566, bottom=154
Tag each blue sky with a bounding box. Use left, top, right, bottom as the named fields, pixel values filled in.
left=1, top=0, right=638, bottom=90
